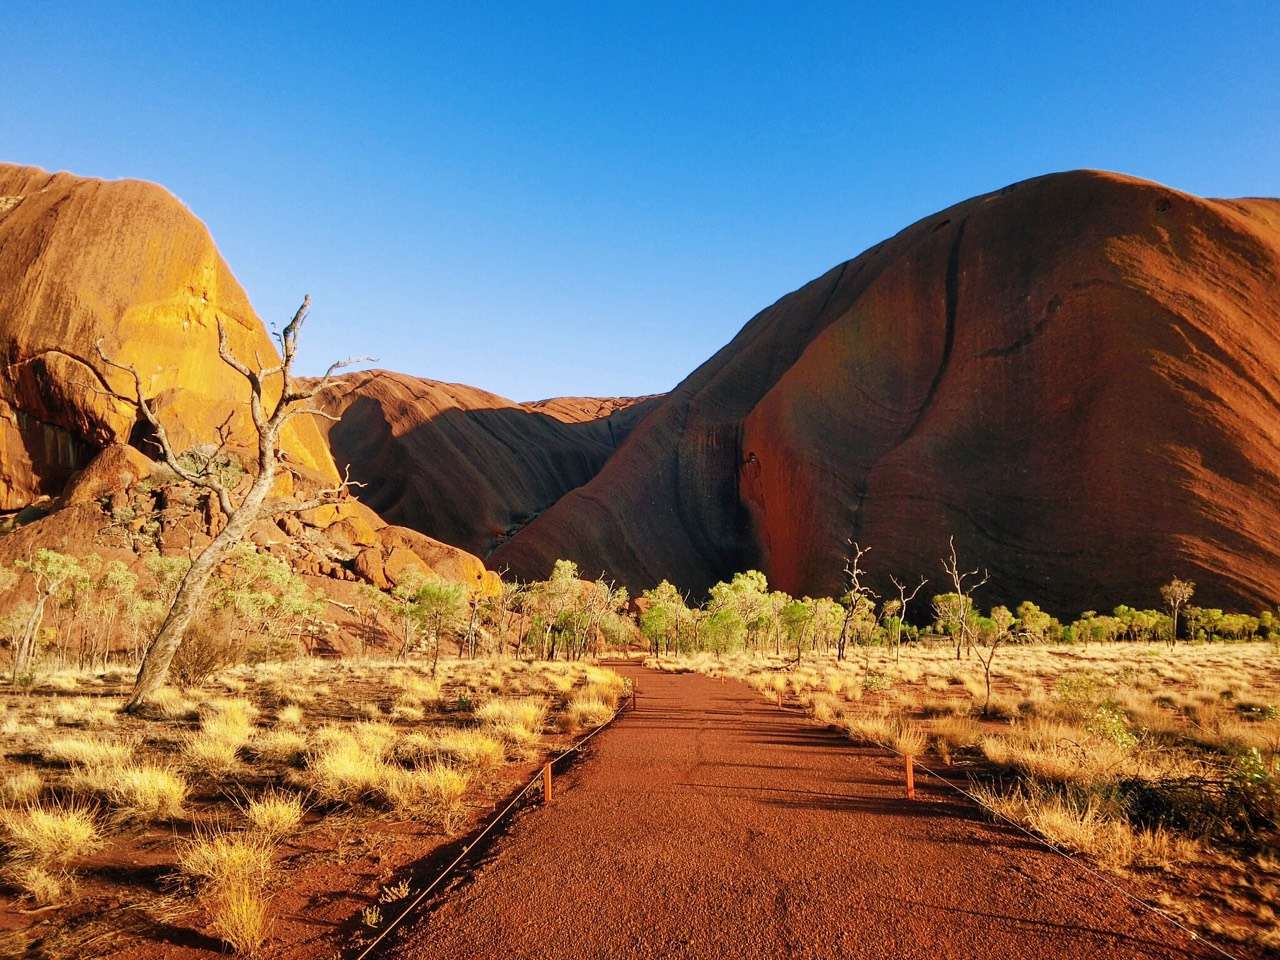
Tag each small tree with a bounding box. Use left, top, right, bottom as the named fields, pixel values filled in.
left=887, top=573, right=927, bottom=663
left=413, top=577, right=469, bottom=675
left=835, top=542, right=876, bottom=662
left=97, top=295, right=368, bottom=710
left=11, top=550, right=87, bottom=682
left=1160, top=578, right=1195, bottom=648
left=975, top=605, right=1014, bottom=716
left=780, top=598, right=815, bottom=662
left=936, top=537, right=988, bottom=660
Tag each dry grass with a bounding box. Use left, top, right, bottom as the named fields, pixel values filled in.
left=559, top=693, right=614, bottom=733
left=178, top=827, right=275, bottom=956
left=207, top=880, right=269, bottom=956
left=2, top=770, right=43, bottom=805
left=249, top=729, right=309, bottom=766
left=305, top=738, right=388, bottom=805
left=74, top=763, right=188, bottom=821
left=0, top=654, right=623, bottom=953
left=972, top=783, right=1200, bottom=870
left=1, top=802, right=100, bottom=868
left=43, top=735, right=134, bottom=768
left=402, top=729, right=505, bottom=770
left=241, top=789, right=305, bottom=841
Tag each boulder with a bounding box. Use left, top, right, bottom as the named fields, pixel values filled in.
left=63, top=444, right=155, bottom=505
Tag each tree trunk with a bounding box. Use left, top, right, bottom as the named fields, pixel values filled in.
left=125, top=467, right=274, bottom=711
left=12, top=592, right=48, bottom=683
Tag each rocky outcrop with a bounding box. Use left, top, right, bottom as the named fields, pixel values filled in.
left=493, top=171, right=1280, bottom=615
left=0, top=163, right=338, bottom=511
left=311, top=370, right=659, bottom=559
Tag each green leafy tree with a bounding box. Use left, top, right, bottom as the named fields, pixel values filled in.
left=11, top=550, right=87, bottom=681
left=413, top=577, right=469, bottom=674
left=1160, top=577, right=1195, bottom=647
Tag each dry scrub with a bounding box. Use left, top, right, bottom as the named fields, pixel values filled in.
left=0, top=655, right=625, bottom=956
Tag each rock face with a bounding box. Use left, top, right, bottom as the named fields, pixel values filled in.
left=312, top=370, right=660, bottom=559
left=493, top=171, right=1280, bottom=615
left=0, top=163, right=338, bottom=511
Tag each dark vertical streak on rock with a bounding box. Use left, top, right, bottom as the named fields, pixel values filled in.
left=850, top=218, right=967, bottom=544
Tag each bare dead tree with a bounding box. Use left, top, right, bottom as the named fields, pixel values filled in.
left=95, top=295, right=370, bottom=710
left=886, top=573, right=928, bottom=663
left=835, top=541, right=876, bottom=662
left=937, top=536, right=988, bottom=661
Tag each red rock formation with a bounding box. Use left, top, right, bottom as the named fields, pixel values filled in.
left=493, top=171, right=1280, bottom=615
left=0, top=163, right=338, bottom=511
left=311, top=370, right=659, bottom=559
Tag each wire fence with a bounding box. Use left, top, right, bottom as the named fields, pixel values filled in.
left=351, top=679, right=637, bottom=960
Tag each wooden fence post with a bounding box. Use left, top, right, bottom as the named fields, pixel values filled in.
left=905, top=755, right=916, bottom=800
left=542, top=763, right=552, bottom=803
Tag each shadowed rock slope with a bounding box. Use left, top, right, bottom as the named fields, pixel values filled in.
left=493, top=171, right=1280, bottom=614
left=0, top=163, right=338, bottom=510
left=312, top=371, right=660, bottom=560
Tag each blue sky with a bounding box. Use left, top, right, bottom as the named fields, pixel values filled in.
left=5, top=2, right=1278, bottom=400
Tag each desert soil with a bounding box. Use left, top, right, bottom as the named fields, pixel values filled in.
left=383, top=664, right=1229, bottom=960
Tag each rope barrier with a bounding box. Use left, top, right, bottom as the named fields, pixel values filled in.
left=771, top=694, right=1248, bottom=960
left=351, top=678, right=636, bottom=960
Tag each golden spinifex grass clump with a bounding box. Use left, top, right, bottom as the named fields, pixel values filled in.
left=2, top=770, right=44, bottom=805
left=240, top=789, right=305, bottom=841
left=72, top=763, right=189, bottom=822
left=477, top=697, right=548, bottom=756
left=559, top=692, right=616, bottom=733
left=43, top=734, right=135, bottom=768
left=396, top=729, right=506, bottom=770
left=178, top=827, right=276, bottom=956
left=0, top=801, right=101, bottom=903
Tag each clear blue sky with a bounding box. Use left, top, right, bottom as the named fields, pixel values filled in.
left=5, top=2, right=1277, bottom=400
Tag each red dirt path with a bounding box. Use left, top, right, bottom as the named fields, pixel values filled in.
left=383, top=665, right=1221, bottom=960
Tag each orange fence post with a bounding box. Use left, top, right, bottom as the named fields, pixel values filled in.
left=905, top=755, right=916, bottom=800
left=542, top=763, right=552, bottom=803
left=776, top=691, right=783, bottom=708
left=632, top=684, right=637, bottom=710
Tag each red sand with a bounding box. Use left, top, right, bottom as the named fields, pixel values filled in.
left=384, top=665, right=1226, bottom=959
